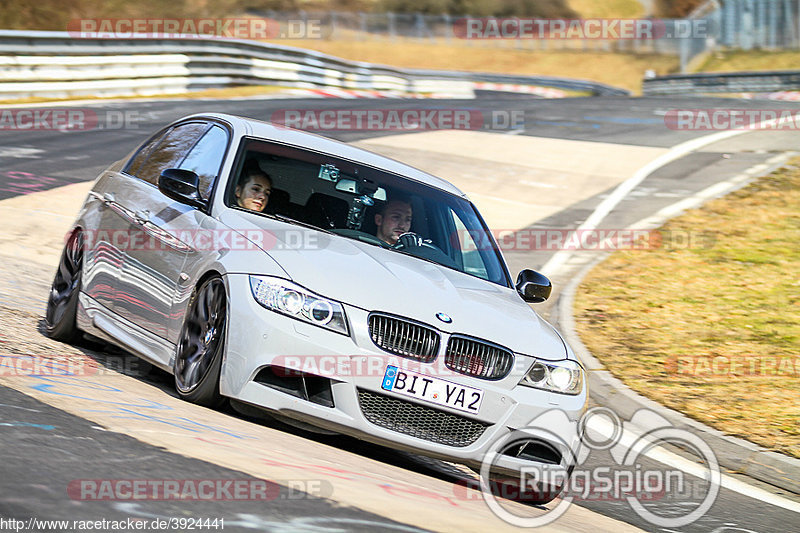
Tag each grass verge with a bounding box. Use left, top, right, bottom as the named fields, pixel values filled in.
left=272, top=39, right=679, bottom=93
left=574, top=162, right=800, bottom=459
left=566, top=0, right=645, bottom=18
left=698, top=50, right=800, bottom=72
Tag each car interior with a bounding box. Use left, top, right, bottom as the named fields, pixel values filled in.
left=225, top=139, right=506, bottom=284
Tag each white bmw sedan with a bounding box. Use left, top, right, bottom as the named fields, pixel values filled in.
left=46, top=113, right=587, bottom=502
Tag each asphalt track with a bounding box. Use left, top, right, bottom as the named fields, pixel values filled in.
left=1, top=94, right=799, bottom=532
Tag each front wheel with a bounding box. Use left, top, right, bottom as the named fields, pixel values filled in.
left=486, top=473, right=563, bottom=505
left=173, top=276, right=227, bottom=407
left=45, top=229, right=84, bottom=343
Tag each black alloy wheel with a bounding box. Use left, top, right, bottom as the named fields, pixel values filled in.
left=45, top=229, right=84, bottom=342
left=173, top=276, right=227, bottom=407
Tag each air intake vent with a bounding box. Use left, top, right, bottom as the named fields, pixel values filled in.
left=445, top=336, right=514, bottom=380
left=358, top=389, right=488, bottom=447
left=368, top=314, right=440, bottom=362
left=254, top=366, right=334, bottom=407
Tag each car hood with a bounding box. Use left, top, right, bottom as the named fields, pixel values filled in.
left=221, top=211, right=568, bottom=360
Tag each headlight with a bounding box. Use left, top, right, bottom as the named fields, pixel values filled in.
left=522, top=359, right=583, bottom=395
left=249, top=276, right=348, bottom=335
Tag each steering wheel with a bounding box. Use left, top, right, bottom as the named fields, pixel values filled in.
left=393, top=232, right=443, bottom=253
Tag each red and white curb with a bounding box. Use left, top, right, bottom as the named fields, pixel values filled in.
left=285, top=84, right=569, bottom=99
left=473, top=82, right=568, bottom=98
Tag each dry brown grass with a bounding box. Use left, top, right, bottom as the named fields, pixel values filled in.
left=272, top=39, right=679, bottom=93
left=566, top=0, right=645, bottom=18
left=574, top=163, right=800, bottom=459
left=699, top=49, right=800, bottom=73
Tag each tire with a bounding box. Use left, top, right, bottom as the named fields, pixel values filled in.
left=45, top=229, right=85, bottom=343
left=487, top=473, right=563, bottom=505
left=173, top=276, right=227, bottom=407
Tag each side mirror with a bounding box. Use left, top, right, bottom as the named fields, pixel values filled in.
left=516, top=269, right=552, bottom=303
left=158, top=168, right=206, bottom=209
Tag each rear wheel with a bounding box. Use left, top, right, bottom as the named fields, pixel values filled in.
left=173, top=277, right=227, bottom=407
left=45, top=230, right=84, bottom=343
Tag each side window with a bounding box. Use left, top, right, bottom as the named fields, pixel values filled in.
left=135, top=122, right=209, bottom=185
left=178, top=125, right=229, bottom=200
left=450, top=208, right=489, bottom=279
left=125, top=130, right=167, bottom=177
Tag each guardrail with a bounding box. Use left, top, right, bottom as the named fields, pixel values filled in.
left=643, top=69, right=800, bottom=95
left=0, top=30, right=629, bottom=100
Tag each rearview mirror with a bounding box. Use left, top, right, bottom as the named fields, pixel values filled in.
left=158, top=168, right=207, bottom=209
left=335, top=178, right=386, bottom=200
left=516, top=269, right=552, bottom=303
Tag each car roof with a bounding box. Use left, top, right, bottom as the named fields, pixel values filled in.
left=193, top=112, right=468, bottom=198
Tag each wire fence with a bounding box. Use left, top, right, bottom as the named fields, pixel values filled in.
left=253, top=1, right=800, bottom=72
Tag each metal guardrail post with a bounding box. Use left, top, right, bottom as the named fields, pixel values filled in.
left=794, top=0, right=800, bottom=48
left=680, top=34, right=689, bottom=73
left=770, top=0, right=779, bottom=46
left=388, top=12, right=396, bottom=41
left=358, top=12, right=366, bottom=40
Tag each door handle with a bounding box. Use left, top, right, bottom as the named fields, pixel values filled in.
left=102, top=192, right=115, bottom=206
left=133, top=210, right=150, bottom=225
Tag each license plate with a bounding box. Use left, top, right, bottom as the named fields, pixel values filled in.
left=381, top=365, right=483, bottom=414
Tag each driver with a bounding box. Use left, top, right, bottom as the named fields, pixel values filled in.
left=374, top=197, right=412, bottom=246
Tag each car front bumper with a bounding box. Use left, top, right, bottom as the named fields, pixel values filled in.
left=220, top=274, right=587, bottom=476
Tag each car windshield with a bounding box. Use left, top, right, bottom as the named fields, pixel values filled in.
left=226, top=138, right=511, bottom=287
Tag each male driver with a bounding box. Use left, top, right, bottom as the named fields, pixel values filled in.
left=235, top=162, right=272, bottom=212
left=375, top=198, right=412, bottom=246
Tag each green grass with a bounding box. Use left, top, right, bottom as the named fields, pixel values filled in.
left=574, top=163, right=800, bottom=459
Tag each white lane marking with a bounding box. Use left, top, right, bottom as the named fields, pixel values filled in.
left=0, top=147, right=44, bottom=158
left=745, top=164, right=769, bottom=175
left=638, top=153, right=792, bottom=225
left=520, top=180, right=562, bottom=189
left=468, top=192, right=551, bottom=208
left=540, top=122, right=791, bottom=278
left=590, top=417, right=800, bottom=514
